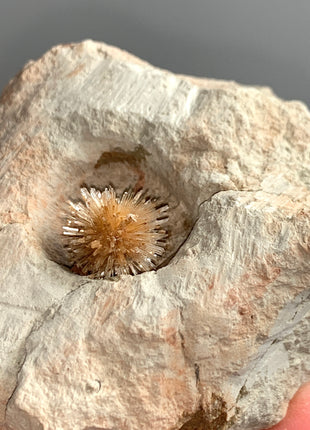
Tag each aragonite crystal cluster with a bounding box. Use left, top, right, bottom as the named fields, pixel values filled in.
left=0, top=40, right=310, bottom=430
left=62, top=187, right=168, bottom=277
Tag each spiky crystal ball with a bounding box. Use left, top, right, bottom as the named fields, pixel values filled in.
left=62, top=187, right=168, bottom=278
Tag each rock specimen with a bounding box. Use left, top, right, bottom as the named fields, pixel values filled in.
left=0, top=40, right=310, bottom=430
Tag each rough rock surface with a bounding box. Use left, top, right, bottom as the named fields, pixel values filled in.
left=0, top=40, right=310, bottom=430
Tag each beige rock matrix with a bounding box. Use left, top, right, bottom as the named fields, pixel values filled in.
left=0, top=40, right=309, bottom=430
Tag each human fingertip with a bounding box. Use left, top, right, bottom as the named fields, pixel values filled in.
left=264, top=382, right=310, bottom=430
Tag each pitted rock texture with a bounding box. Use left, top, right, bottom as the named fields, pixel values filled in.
left=0, top=40, right=310, bottom=430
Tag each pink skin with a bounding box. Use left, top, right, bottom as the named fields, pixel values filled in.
left=264, top=382, right=310, bottom=430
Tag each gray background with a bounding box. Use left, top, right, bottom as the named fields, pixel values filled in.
left=0, top=0, right=309, bottom=107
